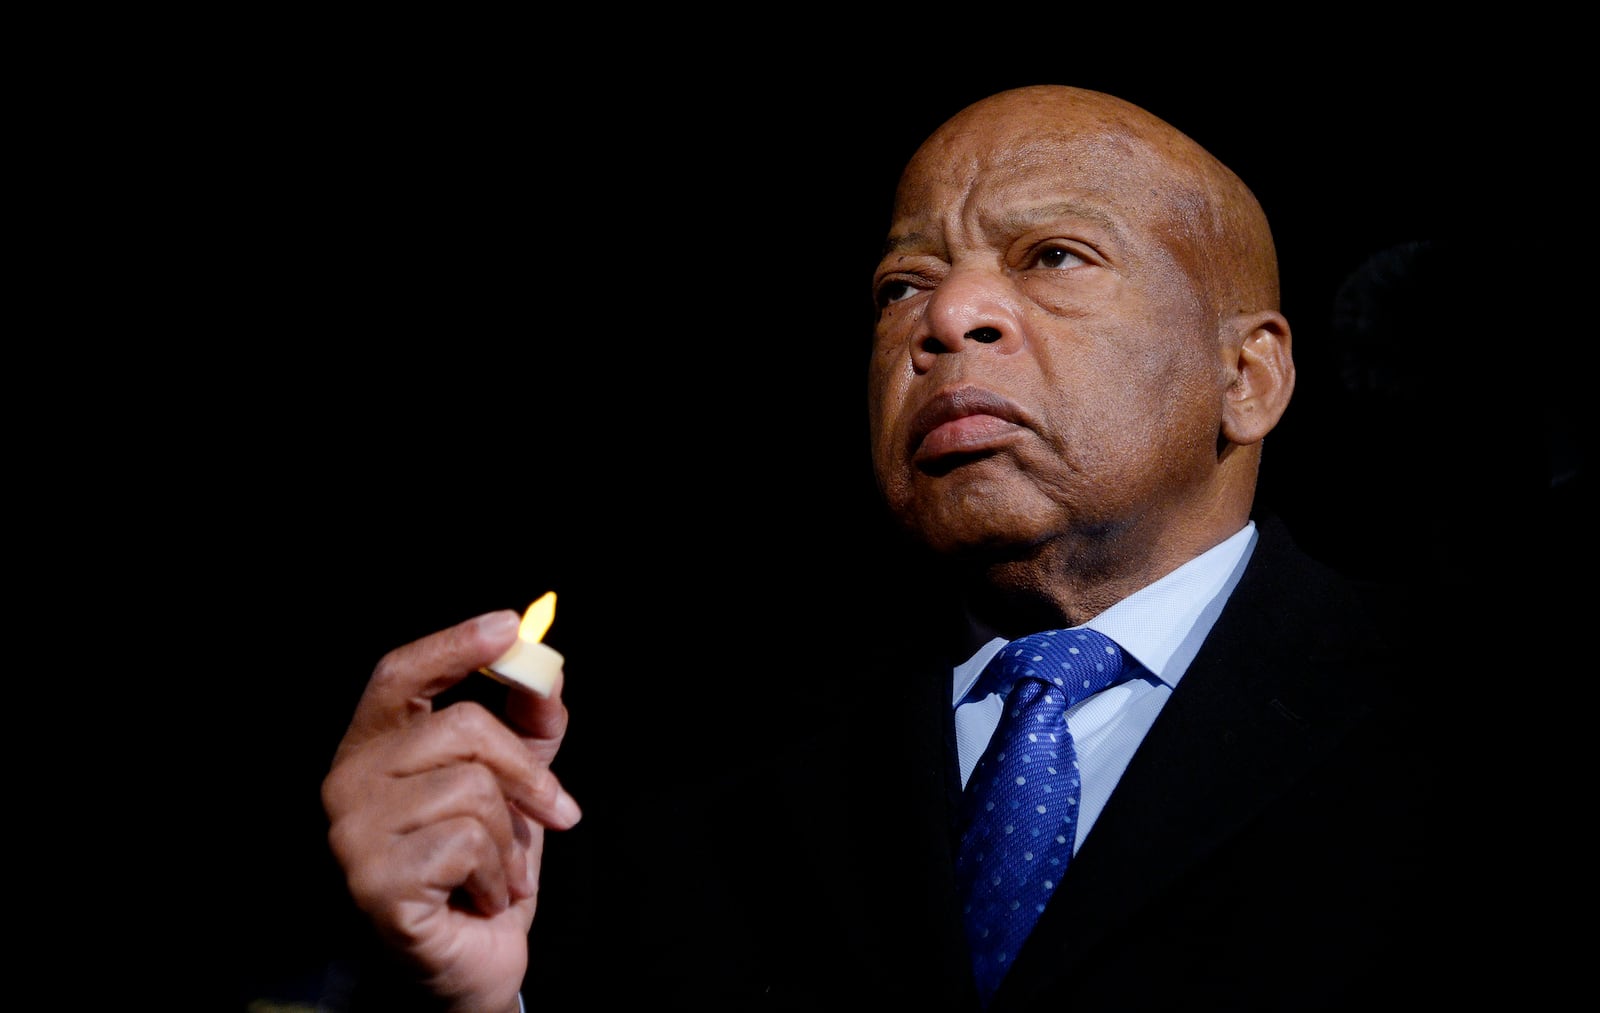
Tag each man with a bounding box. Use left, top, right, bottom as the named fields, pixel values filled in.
left=322, top=84, right=1465, bottom=1011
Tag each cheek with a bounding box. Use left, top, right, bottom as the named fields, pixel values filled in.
left=866, top=344, right=909, bottom=456
left=1037, top=332, right=1220, bottom=478
left=1103, top=355, right=1225, bottom=476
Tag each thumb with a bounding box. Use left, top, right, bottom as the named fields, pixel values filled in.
left=344, top=609, right=522, bottom=743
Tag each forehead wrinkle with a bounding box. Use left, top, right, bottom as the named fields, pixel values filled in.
left=982, top=199, right=1125, bottom=245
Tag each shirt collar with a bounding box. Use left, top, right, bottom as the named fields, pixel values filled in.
left=951, top=521, right=1257, bottom=706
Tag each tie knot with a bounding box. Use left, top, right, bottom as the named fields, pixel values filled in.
left=977, top=628, right=1127, bottom=707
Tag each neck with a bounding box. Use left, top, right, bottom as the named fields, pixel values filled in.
left=948, top=515, right=1253, bottom=641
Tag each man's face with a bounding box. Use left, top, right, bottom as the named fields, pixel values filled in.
left=866, top=94, right=1230, bottom=562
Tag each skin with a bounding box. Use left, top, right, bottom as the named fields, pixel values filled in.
left=320, top=84, right=1294, bottom=1010
left=868, top=85, right=1293, bottom=641
left=322, top=610, right=581, bottom=1013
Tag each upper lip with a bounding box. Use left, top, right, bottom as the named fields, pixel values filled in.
left=907, top=385, right=1029, bottom=456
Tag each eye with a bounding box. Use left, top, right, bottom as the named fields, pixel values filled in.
left=875, top=279, right=921, bottom=308
left=1034, top=245, right=1088, bottom=270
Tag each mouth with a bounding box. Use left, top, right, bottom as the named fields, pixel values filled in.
left=907, top=386, right=1028, bottom=467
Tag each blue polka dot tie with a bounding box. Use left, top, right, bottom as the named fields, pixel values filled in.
left=956, top=628, right=1130, bottom=1007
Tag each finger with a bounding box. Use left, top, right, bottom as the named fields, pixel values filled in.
left=345, top=610, right=522, bottom=744
left=505, top=666, right=568, bottom=749
left=384, top=701, right=582, bottom=830
left=401, top=768, right=539, bottom=902
left=393, top=763, right=520, bottom=848
left=326, top=749, right=534, bottom=907
left=364, top=815, right=519, bottom=923
left=499, top=672, right=582, bottom=827
left=507, top=806, right=539, bottom=902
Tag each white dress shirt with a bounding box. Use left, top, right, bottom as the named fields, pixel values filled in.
left=952, top=521, right=1257, bottom=851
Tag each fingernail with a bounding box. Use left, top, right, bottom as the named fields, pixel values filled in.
left=554, top=787, right=583, bottom=827
left=477, top=610, right=520, bottom=637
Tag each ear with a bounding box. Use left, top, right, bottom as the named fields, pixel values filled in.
left=1220, top=310, right=1294, bottom=446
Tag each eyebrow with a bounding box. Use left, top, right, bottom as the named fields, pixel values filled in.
left=879, top=200, right=1125, bottom=260
left=880, top=231, right=931, bottom=259
left=991, top=200, right=1123, bottom=239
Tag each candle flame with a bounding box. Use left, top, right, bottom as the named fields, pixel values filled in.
left=518, top=591, right=556, bottom=643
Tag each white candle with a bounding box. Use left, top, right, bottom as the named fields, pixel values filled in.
left=480, top=591, right=564, bottom=696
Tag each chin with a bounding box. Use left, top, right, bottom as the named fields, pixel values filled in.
left=903, top=506, right=1048, bottom=561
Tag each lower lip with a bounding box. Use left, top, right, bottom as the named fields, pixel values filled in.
left=915, top=414, right=1023, bottom=461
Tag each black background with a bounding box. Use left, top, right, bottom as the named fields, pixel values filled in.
left=223, top=37, right=1574, bottom=1006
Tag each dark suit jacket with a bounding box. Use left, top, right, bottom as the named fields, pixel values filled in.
left=513, top=513, right=1508, bottom=1011
left=348, top=514, right=1506, bottom=1010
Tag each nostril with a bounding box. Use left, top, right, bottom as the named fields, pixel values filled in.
left=965, top=327, right=1002, bottom=343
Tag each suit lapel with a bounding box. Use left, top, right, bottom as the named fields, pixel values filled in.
left=993, top=518, right=1390, bottom=1009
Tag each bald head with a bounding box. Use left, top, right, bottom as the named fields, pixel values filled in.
left=897, top=85, right=1280, bottom=318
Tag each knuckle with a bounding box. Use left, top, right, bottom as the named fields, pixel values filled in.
left=439, top=700, right=497, bottom=739
left=325, top=820, right=354, bottom=863
left=431, top=814, right=497, bottom=863
left=339, top=839, right=390, bottom=908
left=320, top=760, right=360, bottom=813
left=457, top=763, right=504, bottom=812
left=367, top=650, right=407, bottom=691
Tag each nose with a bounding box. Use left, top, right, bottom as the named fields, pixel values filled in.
left=909, top=267, right=1021, bottom=372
